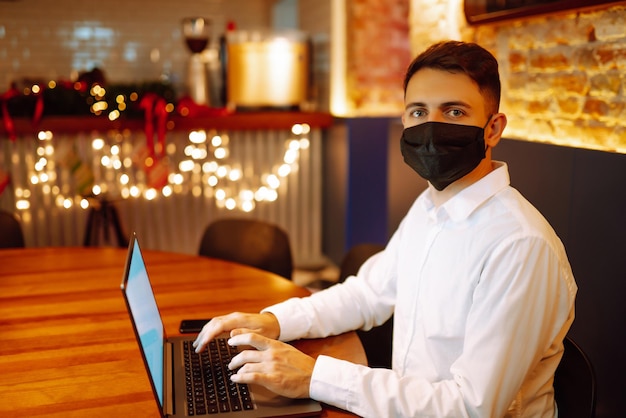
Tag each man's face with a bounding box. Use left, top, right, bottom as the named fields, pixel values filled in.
left=402, top=68, right=489, bottom=129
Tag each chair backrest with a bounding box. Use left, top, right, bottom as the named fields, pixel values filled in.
left=339, top=242, right=392, bottom=368
left=338, top=243, right=386, bottom=283
left=0, top=210, right=25, bottom=249
left=198, top=218, right=294, bottom=280
left=554, top=336, right=597, bottom=418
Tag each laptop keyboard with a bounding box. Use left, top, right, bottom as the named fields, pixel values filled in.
left=183, top=339, right=254, bottom=415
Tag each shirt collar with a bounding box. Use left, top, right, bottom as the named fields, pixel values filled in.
left=420, top=161, right=511, bottom=223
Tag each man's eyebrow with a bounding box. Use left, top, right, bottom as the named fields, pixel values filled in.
left=404, top=101, right=426, bottom=110
left=440, top=101, right=472, bottom=109
left=404, top=100, right=472, bottom=110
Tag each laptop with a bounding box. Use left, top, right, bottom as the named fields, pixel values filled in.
left=120, top=233, right=322, bottom=417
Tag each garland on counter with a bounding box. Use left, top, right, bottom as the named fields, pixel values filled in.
left=1, top=78, right=177, bottom=119
left=0, top=71, right=177, bottom=196
left=0, top=68, right=230, bottom=137
left=0, top=69, right=235, bottom=198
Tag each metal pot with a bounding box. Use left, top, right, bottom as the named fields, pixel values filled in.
left=226, top=30, right=310, bottom=110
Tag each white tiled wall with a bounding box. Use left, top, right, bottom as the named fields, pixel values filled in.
left=0, top=0, right=272, bottom=92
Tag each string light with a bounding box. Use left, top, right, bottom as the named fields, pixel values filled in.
left=14, top=123, right=309, bottom=213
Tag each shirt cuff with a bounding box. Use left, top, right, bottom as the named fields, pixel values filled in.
left=261, top=297, right=310, bottom=342
left=309, top=355, right=355, bottom=412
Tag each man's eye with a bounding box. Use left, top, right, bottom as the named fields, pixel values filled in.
left=448, top=109, right=464, bottom=117
left=411, top=110, right=425, bottom=118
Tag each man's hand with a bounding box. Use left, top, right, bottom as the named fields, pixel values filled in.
left=193, top=312, right=280, bottom=353
left=228, top=332, right=315, bottom=399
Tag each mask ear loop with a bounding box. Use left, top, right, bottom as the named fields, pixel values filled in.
left=482, top=114, right=493, bottom=130
left=482, top=114, right=494, bottom=152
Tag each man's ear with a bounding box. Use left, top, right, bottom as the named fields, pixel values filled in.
left=485, top=113, right=507, bottom=148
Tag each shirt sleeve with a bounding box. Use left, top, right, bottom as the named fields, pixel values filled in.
left=447, top=235, right=577, bottom=416
left=262, top=248, right=396, bottom=342
left=310, top=355, right=471, bottom=417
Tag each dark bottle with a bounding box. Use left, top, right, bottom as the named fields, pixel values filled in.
left=219, top=21, right=236, bottom=107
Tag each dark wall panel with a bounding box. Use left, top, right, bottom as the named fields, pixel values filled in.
left=323, top=118, right=391, bottom=265
left=565, top=148, right=626, bottom=418
left=494, top=138, right=626, bottom=418
left=322, top=123, right=349, bottom=266
left=345, top=118, right=389, bottom=249
left=492, top=138, right=575, bottom=243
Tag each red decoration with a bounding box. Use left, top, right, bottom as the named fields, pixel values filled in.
left=138, top=94, right=170, bottom=189
left=0, top=85, right=19, bottom=141
left=0, top=167, right=9, bottom=196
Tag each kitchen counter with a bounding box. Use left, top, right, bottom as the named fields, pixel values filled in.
left=0, top=110, right=331, bottom=266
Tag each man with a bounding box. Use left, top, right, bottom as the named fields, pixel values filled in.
left=194, top=41, right=577, bottom=417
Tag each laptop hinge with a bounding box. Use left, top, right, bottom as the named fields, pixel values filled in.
left=163, top=342, right=175, bottom=416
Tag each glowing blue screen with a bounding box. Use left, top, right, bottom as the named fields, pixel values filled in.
left=125, top=239, right=164, bottom=406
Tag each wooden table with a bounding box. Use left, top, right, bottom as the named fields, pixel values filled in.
left=0, top=247, right=366, bottom=417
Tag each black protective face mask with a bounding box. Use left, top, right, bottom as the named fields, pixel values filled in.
left=400, top=120, right=489, bottom=191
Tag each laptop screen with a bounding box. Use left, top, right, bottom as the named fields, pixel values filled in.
left=124, top=238, right=165, bottom=407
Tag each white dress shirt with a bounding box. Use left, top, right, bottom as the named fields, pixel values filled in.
left=264, top=162, right=577, bottom=417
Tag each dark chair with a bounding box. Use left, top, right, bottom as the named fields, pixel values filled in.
left=0, top=209, right=25, bottom=249
left=339, top=242, right=393, bottom=369
left=198, top=218, right=294, bottom=280
left=83, top=199, right=129, bottom=248
left=554, top=336, right=596, bottom=418
left=338, top=243, right=386, bottom=284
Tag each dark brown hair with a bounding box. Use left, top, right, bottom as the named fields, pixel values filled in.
left=403, top=41, right=501, bottom=114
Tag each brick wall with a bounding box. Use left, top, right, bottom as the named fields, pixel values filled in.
left=346, top=0, right=412, bottom=116
left=407, top=0, right=626, bottom=153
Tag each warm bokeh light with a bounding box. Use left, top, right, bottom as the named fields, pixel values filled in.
left=129, top=186, right=140, bottom=197
left=108, top=110, right=120, bottom=120
left=277, top=164, right=291, bottom=177
left=291, top=124, right=304, bottom=135
left=214, top=147, right=227, bottom=159
left=179, top=160, right=194, bottom=172
left=228, top=168, right=242, bottom=181
left=92, top=138, right=105, bottom=150
left=266, top=174, right=280, bottom=189
left=11, top=122, right=310, bottom=217
left=241, top=200, right=255, bottom=212
left=225, top=198, right=237, bottom=210
left=283, top=149, right=298, bottom=164
left=144, top=188, right=158, bottom=200
left=16, top=199, right=30, bottom=210
left=189, top=130, right=207, bottom=144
